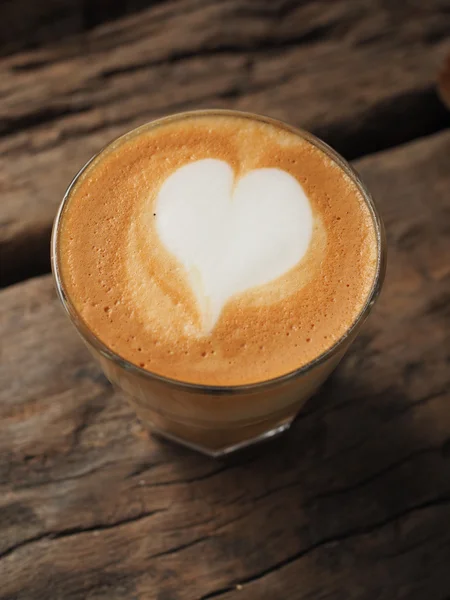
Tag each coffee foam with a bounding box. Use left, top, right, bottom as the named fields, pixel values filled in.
left=59, top=113, right=378, bottom=386
left=156, top=158, right=313, bottom=332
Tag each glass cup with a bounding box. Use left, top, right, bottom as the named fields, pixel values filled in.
left=51, top=110, right=386, bottom=457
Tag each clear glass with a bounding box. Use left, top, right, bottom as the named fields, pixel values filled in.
left=51, top=110, right=387, bottom=457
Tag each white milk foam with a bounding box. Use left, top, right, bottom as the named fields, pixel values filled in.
left=156, top=159, right=313, bottom=332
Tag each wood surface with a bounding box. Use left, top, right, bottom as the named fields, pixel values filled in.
left=0, top=0, right=153, bottom=56
left=2, top=1, right=450, bottom=597
left=1, top=0, right=450, bottom=285
left=1, top=127, right=449, bottom=599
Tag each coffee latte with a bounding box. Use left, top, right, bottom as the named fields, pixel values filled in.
left=58, top=112, right=378, bottom=386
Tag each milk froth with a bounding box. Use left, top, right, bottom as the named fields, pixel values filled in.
left=156, top=158, right=313, bottom=332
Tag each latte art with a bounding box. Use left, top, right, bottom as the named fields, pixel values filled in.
left=155, top=159, right=314, bottom=333
left=58, top=112, right=378, bottom=386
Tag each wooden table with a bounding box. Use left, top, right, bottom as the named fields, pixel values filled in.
left=1, top=2, right=450, bottom=598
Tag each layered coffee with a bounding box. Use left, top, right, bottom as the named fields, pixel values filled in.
left=58, top=112, right=378, bottom=386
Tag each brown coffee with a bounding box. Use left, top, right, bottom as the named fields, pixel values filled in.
left=58, top=112, right=378, bottom=386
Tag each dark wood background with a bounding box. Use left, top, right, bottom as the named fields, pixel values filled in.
left=1, top=1, right=450, bottom=598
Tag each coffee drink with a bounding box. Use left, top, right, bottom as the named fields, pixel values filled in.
left=57, top=112, right=378, bottom=387
left=54, top=111, right=384, bottom=455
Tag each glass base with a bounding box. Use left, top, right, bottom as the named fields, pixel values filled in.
left=144, top=418, right=294, bottom=458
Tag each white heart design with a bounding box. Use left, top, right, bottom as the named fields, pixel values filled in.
left=156, top=159, right=313, bottom=333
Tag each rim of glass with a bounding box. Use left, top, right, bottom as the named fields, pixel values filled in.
left=51, top=109, right=387, bottom=396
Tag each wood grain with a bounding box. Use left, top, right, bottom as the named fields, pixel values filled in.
left=0, top=0, right=155, bottom=56
left=1, top=0, right=450, bottom=285
left=1, top=129, right=449, bottom=599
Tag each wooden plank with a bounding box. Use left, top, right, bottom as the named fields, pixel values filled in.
left=1, top=130, right=449, bottom=599
left=1, top=0, right=450, bottom=285
left=0, top=0, right=154, bottom=57
left=0, top=0, right=82, bottom=57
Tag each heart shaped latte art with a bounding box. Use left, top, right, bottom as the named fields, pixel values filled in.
left=156, top=159, right=313, bottom=333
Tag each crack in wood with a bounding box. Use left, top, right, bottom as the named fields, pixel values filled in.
left=0, top=507, right=167, bottom=562
left=146, top=535, right=210, bottom=561
left=199, top=496, right=450, bottom=599
left=200, top=585, right=236, bottom=600
left=97, top=23, right=339, bottom=82
left=288, top=385, right=449, bottom=433
left=125, top=459, right=169, bottom=479
left=248, top=444, right=446, bottom=506
left=0, top=104, right=92, bottom=138
left=315, top=86, right=450, bottom=160
left=308, top=445, right=449, bottom=503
